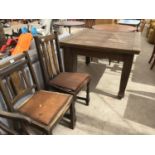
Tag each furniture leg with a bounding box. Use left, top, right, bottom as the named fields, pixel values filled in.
left=148, top=45, right=155, bottom=63
left=68, top=26, right=71, bottom=34
left=118, top=54, right=134, bottom=99
left=86, top=81, right=90, bottom=106
left=63, top=47, right=77, bottom=72
left=85, top=56, right=91, bottom=65
left=136, top=25, right=139, bottom=32
left=150, top=58, right=155, bottom=70
left=70, top=100, right=76, bottom=129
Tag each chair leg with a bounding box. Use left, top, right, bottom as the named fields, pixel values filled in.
left=149, top=54, right=155, bottom=64
left=70, top=100, right=76, bottom=129
left=149, top=46, right=155, bottom=63
left=86, top=82, right=90, bottom=106
left=150, top=58, right=155, bottom=70
left=86, top=56, right=91, bottom=65
left=109, top=59, right=111, bottom=65
left=76, top=81, right=90, bottom=106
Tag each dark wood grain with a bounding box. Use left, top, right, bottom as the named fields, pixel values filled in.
left=60, top=29, right=141, bottom=54
left=92, top=24, right=136, bottom=32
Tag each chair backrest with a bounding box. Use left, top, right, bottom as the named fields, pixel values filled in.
left=0, top=53, right=39, bottom=112
left=34, top=32, right=63, bottom=86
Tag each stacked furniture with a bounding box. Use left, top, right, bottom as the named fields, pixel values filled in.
left=0, top=31, right=91, bottom=134
left=0, top=53, right=75, bottom=134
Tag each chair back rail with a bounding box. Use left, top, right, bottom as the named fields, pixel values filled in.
left=34, top=32, right=63, bottom=86
left=0, top=53, right=39, bottom=111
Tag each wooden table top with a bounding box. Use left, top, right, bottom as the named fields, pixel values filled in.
left=92, top=24, right=136, bottom=32
left=60, top=29, right=141, bottom=55
left=54, top=21, right=85, bottom=27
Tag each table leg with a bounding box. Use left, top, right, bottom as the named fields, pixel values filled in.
left=63, top=47, right=77, bottom=72
left=68, top=26, right=71, bottom=34
left=148, top=45, right=155, bottom=63
left=118, top=54, right=134, bottom=99
left=136, top=25, right=139, bottom=32
left=85, top=56, right=91, bottom=65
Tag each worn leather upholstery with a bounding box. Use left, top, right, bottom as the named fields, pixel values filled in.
left=18, top=90, right=72, bottom=125
left=49, top=72, right=91, bottom=92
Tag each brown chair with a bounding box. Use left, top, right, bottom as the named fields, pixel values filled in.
left=0, top=53, right=75, bottom=134
left=34, top=32, right=91, bottom=106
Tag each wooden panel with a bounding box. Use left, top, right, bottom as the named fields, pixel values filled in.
left=46, top=41, right=59, bottom=75
left=92, top=24, right=136, bottom=32
left=0, top=53, right=38, bottom=108
left=36, top=35, right=60, bottom=81
left=95, top=19, right=114, bottom=25
left=40, top=35, right=55, bottom=42
left=42, top=41, right=54, bottom=78
left=49, top=41, right=60, bottom=74
left=10, top=71, right=25, bottom=95
left=60, top=29, right=141, bottom=54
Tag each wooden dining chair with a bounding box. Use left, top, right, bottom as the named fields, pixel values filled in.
left=0, top=53, right=75, bottom=134
left=34, top=32, right=91, bottom=106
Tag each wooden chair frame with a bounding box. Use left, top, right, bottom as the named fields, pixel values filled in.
left=0, top=53, right=76, bottom=134
left=34, top=31, right=91, bottom=105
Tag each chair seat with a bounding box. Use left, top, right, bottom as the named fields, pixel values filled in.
left=18, top=90, right=72, bottom=125
left=49, top=72, right=90, bottom=92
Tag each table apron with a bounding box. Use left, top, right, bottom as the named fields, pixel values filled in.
left=63, top=47, right=134, bottom=62
left=62, top=46, right=135, bottom=99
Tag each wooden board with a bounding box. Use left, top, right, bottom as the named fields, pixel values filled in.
left=60, top=29, right=141, bottom=54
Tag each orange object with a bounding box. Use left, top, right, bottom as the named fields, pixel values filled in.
left=11, top=33, right=33, bottom=55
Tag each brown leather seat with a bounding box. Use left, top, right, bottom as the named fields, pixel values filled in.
left=18, top=90, right=72, bottom=125
left=49, top=72, right=90, bottom=92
